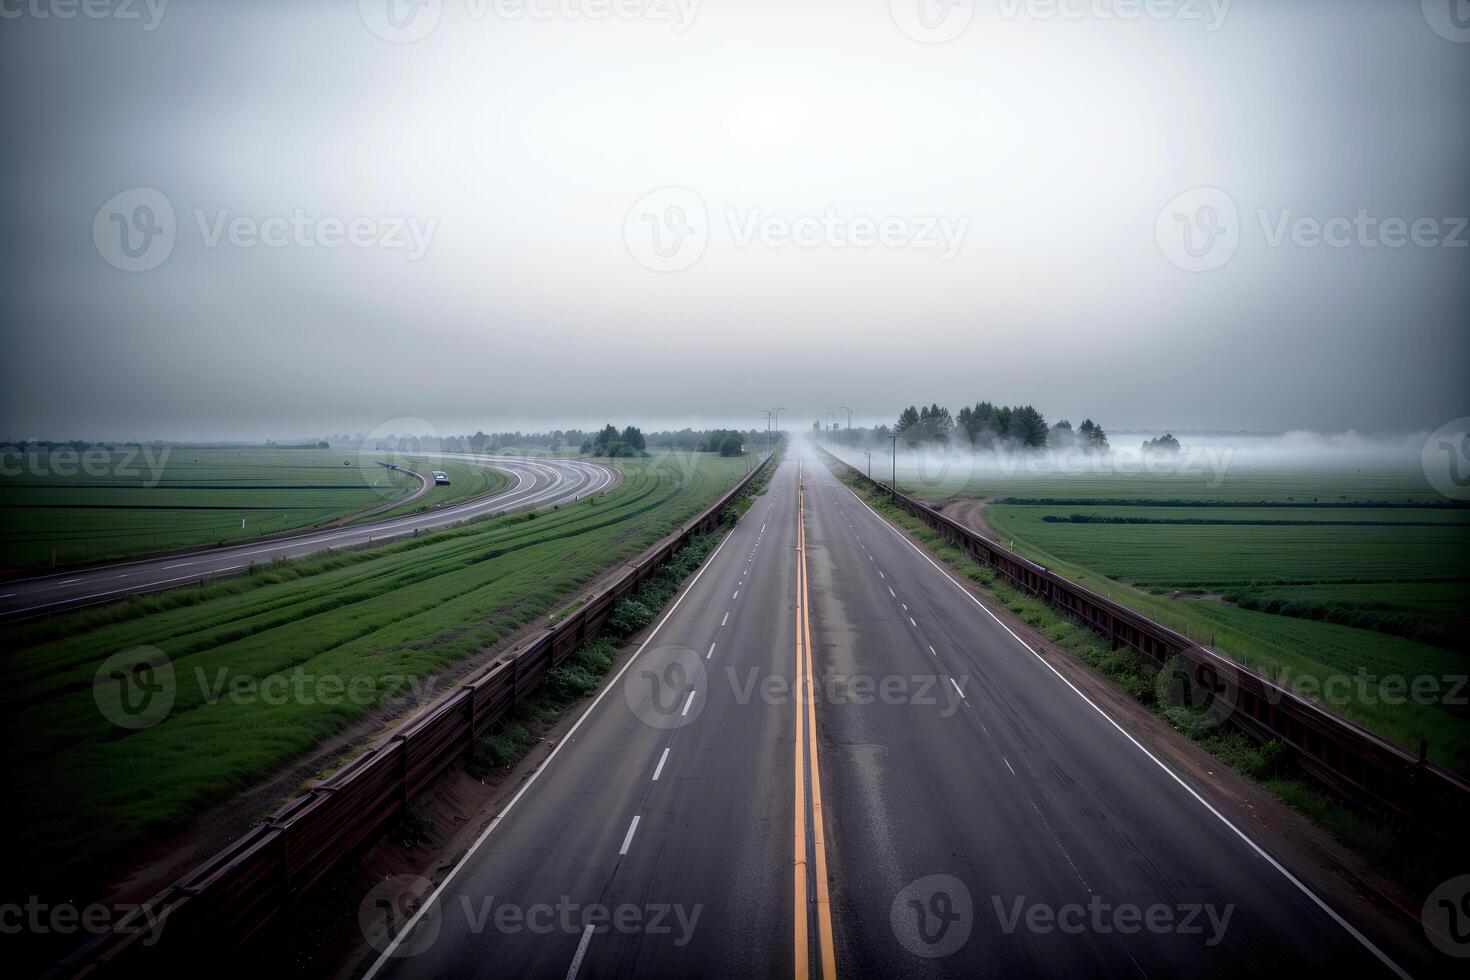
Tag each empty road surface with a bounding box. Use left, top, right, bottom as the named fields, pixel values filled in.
left=362, top=446, right=1414, bottom=979
left=0, top=454, right=616, bottom=619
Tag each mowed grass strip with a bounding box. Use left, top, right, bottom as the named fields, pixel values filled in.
left=987, top=504, right=1470, bottom=588
left=0, top=448, right=424, bottom=568
left=898, top=465, right=1449, bottom=504
left=980, top=503, right=1469, bottom=773
left=6, top=454, right=750, bottom=894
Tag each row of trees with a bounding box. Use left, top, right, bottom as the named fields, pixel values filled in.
left=579, top=425, right=757, bottom=458
left=695, top=429, right=746, bottom=456
left=580, top=424, right=648, bottom=458
left=888, top=402, right=1108, bottom=452
left=1141, top=433, right=1181, bottom=454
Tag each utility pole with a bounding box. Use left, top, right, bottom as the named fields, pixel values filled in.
left=769, top=407, right=784, bottom=458
left=890, top=434, right=897, bottom=497
left=839, top=406, right=853, bottom=461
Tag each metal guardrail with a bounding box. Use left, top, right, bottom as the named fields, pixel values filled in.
left=818, top=448, right=1469, bottom=840
left=58, top=454, right=773, bottom=977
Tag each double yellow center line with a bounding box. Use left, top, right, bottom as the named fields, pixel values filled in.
left=794, top=461, right=837, bottom=980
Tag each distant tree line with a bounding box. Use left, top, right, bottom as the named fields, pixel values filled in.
left=317, top=426, right=768, bottom=458
left=876, top=402, right=1109, bottom=452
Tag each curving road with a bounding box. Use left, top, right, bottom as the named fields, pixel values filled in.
left=0, top=454, right=618, bottom=620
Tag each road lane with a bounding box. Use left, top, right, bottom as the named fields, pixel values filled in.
left=368, top=457, right=801, bottom=980
left=800, top=450, right=1404, bottom=977
left=0, top=454, right=616, bottom=619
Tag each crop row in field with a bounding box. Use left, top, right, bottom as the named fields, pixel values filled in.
left=0, top=448, right=428, bottom=568
left=5, top=454, right=751, bottom=897
left=893, top=463, right=1446, bottom=504
left=986, top=505, right=1470, bottom=588
left=978, top=502, right=1469, bottom=773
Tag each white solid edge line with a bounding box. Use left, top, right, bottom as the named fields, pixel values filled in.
left=619, top=814, right=640, bottom=855
left=652, top=747, right=670, bottom=781
left=565, top=924, right=596, bottom=980
left=832, top=473, right=1410, bottom=980
left=361, top=526, right=739, bottom=978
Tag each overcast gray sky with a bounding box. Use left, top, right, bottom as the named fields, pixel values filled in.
left=1, top=0, right=1466, bottom=441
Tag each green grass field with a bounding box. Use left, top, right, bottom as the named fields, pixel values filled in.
left=883, top=461, right=1469, bottom=773
left=5, top=453, right=751, bottom=896
left=0, top=447, right=439, bottom=570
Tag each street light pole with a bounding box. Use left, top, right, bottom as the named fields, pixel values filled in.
left=839, top=406, right=853, bottom=461
left=770, top=407, right=784, bottom=457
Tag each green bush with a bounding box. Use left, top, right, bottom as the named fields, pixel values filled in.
left=396, top=804, right=434, bottom=848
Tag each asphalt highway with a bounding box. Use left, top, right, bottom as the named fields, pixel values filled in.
left=361, top=444, right=1412, bottom=979
left=0, top=454, right=616, bottom=620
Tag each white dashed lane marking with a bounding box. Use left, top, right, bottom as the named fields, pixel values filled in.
left=619, top=815, right=640, bottom=855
